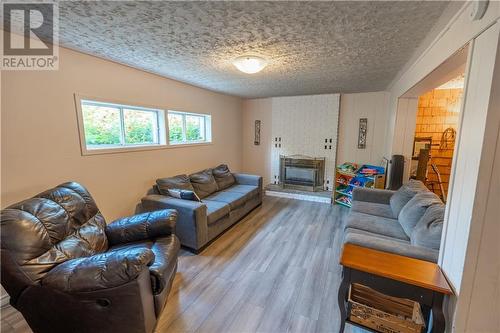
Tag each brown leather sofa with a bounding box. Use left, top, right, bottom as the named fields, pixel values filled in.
left=1, top=182, right=180, bottom=333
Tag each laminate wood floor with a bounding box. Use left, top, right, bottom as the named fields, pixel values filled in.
left=1, top=196, right=355, bottom=333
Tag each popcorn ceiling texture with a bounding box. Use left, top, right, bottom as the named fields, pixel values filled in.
left=19, top=1, right=449, bottom=98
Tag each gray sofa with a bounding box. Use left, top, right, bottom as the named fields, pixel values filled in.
left=141, top=165, right=263, bottom=252
left=343, top=180, right=445, bottom=262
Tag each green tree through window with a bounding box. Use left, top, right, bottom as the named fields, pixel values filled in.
left=124, top=109, right=156, bottom=144
left=168, top=111, right=209, bottom=144
left=82, top=105, right=121, bottom=145
left=81, top=101, right=160, bottom=149
left=168, top=113, right=184, bottom=142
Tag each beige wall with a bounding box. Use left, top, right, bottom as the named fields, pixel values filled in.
left=442, top=24, right=500, bottom=333
left=242, top=98, right=272, bottom=185
left=337, top=92, right=390, bottom=166
left=462, top=49, right=500, bottom=330
left=1, top=46, right=243, bottom=221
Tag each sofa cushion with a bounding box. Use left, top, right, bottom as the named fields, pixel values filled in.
left=390, top=180, right=429, bottom=217
left=203, top=200, right=230, bottom=225
left=189, top=169, right=219, bottom=199
left=345, top=211, right=409, bottom=240
left=223, top=184, right=259, bottom=198
left=351, top=200, right=395, bottom=219
left=212, top=164, right=236, bottom=190
left=156, top=175, right=194, bottom=195
left=166, top=189, right=201, bottom=202
left=204, top=191, right=248, bottom=210
left=344, top=227, right=410, bottom=244
left=411, top=204, right=445, bottom=250
left=399, top=191, right=442, bottom=237
left=343, top=228, right=439, bottom=262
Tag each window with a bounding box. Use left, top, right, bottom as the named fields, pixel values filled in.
left=168, top=111, right=212, bottom=145
left=77, top=98, right=166, bottom=154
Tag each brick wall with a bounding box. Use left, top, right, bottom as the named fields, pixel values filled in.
left=271, top=94, right=340, bottom=190
left=415, top=88, right=462, bottom=198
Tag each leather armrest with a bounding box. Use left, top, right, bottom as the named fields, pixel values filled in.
left=352, top=187, right=395, bottom=205
left=106, top=210, right=177, bottom=246
left=233, top=173, right=262, bottom=187
left=42, top=247, right=154, bottom=292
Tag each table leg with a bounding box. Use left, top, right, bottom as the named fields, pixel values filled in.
left=337, top=267, right=351, bottom=333
left=431, top=293, right=445, bottom=333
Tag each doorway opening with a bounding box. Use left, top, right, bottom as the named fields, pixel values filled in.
left=395, top=44, right=469, bottom=203
left=410, top=74, right=464, bottom=202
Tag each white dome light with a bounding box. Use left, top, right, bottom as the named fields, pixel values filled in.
left=233, top=56, right=267, bottom=74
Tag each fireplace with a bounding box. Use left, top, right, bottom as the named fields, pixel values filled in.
left=279, top=155, right=325, bottom=191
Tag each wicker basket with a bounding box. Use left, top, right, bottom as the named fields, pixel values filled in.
left=348, top=283, right=425, bottom=333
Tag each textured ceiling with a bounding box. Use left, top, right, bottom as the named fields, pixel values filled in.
left=13, top=1, right=450, bottom=98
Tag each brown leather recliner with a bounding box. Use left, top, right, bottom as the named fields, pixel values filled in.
left=1, top=182, right=180, bottom=333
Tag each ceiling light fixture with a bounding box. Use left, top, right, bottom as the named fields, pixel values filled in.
left=233, top=55, right=267, bottom=74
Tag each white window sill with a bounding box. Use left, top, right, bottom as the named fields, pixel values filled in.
left=81, top=142, right=212, bottom=156
left=168, top=141, right=212, bottom=147
left=81, top=144, right=168, bottom=156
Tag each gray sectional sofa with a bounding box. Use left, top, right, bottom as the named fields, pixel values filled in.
left=343, top=180, right=445, bottom=262
left=141, top=164, right=262, bottom=252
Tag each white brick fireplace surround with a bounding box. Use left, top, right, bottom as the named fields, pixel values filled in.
left=270, top=94, right=340, bottom=190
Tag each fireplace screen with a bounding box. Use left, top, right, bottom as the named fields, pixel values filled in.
left=285, top=167, right=316, bottom=185
left=280, top=155, right=325, bottom=191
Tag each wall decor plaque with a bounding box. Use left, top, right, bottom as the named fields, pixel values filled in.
left=358, top=118, right=368, bottom=149
left=254, top=120, right=261, bottom=145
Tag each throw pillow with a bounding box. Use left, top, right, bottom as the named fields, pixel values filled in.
left=411, top=204, right=445, bottom=250
left=189, top=169, right=219, bottom=199
left=156, top=174, right=194, bottom=196
left=398, top=191, right=442, bottom=237
left=389, top=180, right=428, bottom=217
left=212, top=164, right=236, bottom=190
left=167, top=189, right=201, bottom=202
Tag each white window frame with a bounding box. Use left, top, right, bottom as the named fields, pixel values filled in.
left=167, top=110, right=212, bottom=146
left=75, top=94, right=167, bottom=155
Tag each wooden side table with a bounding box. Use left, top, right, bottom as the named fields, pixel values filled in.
left=338, top=244, right=453, bottom=333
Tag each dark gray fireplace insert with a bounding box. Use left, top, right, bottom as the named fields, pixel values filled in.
left=279, top=155, right=325, bottom=191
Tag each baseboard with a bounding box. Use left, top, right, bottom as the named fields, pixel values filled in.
left=265, top=190, right=332, bottom=203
